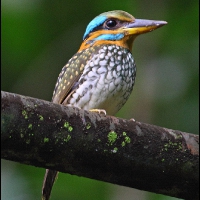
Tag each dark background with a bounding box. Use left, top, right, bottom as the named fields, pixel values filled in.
left=1, top=0, right=199, bottom=199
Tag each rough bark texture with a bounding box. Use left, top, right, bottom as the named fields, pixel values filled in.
left=1, top=91, right=199, bottom=200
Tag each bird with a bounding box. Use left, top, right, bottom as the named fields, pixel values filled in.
left=42, top=10, right=167, bottom=200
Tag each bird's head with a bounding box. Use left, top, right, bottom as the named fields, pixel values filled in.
left=79, top=10, right=167, bottom=52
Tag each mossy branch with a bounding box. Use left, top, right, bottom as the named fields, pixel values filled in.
left=1, top=91, right=199, bottom=200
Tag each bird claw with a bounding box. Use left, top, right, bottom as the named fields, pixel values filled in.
left=89, top=109, right=107, bottom=116
left=130, top=118, right=136, bottom=122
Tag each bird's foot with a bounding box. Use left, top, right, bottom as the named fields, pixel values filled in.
left=130, top=118, right=136, bottom=122
left=89, top=109, right=107, bottom=115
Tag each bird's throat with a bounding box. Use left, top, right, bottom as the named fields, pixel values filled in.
left=79, top=34, right=135, bottom=53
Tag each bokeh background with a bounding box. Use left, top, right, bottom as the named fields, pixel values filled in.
left=1, top=0, right=199, bottom=200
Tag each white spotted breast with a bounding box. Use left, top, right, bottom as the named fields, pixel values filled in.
left=52, top=44, right=136, bottom=115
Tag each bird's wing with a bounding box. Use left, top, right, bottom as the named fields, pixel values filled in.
left=52, top=55, right=84, bottom=104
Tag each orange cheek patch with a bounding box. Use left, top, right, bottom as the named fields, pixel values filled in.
left=78, top=29, right=136, bottom=52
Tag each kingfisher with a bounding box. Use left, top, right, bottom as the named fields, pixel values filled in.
left=42, top=10, right=167, bottom=200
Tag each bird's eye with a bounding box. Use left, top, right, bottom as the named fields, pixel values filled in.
left=105, top=19, right=117, bottom=28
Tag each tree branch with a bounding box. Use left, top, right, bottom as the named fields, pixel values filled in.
left=1, top=91, right=199, bottom=200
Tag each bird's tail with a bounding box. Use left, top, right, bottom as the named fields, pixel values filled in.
left=42, top=169, right=58, bottom=200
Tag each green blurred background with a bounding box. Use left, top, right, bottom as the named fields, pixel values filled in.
left=1, top=0, right=199, bottom=199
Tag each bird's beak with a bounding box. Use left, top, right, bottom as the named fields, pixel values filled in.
left=123, top=19, right=167, bottom=35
